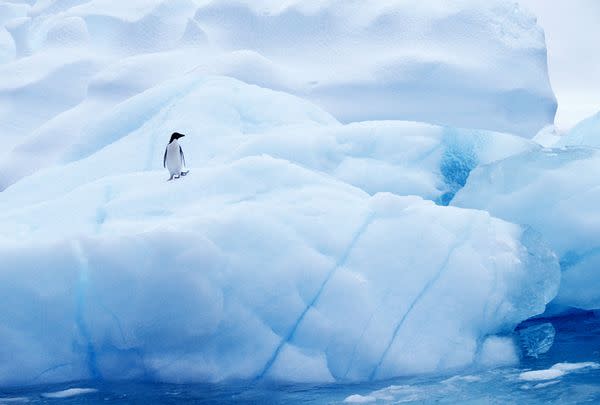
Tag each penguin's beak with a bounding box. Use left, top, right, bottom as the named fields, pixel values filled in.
left=179, top=134, right=185, bottom=139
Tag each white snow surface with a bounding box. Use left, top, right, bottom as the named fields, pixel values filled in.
left=453, top=146, right=600, bottom=310
left=0, top=0, right=555, bottom=184
left=0, top=72, right=535, bottom=200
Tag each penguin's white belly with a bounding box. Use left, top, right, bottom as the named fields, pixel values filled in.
left=166, top=142, right=182, bottom=175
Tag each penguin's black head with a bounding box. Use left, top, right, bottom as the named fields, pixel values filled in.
left=170, top=132, right=185, bottom=143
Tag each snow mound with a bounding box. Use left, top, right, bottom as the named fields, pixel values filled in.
left=453, top=146, right=600, bottom=310
left=0, top=74, right=337, bottom=190
left=192, top=0, right=556, bottom=136
left=0, top=0, right=555, bottom=171
left=0, top=72, right=534, bottom=202
left=0, top=154, right=558, bottom=385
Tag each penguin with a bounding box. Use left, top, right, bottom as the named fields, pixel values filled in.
left=163, top=132, right=189, bottom=180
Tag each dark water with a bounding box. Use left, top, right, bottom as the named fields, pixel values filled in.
left=1, top=312, right=599, bottom=404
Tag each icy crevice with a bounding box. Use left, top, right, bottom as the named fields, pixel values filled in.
left=94, top=184, right=113, bottom=233
left=369, top=223, right=472, bottom=381
left=256, top=210, right=376, bottom=380
left=341, top=306, right=379, bottom=380
left=71, top=240, right=101, bottom=380
left=436, top=131, right=478, bottom=206
left=27, top=363, right=72, bottom=385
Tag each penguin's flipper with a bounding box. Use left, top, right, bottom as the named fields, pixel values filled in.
left=179, top=146, right=186, bottom=168
left=163, top=147, right=168, bottom=168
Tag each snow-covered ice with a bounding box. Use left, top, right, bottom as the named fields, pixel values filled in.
left=0, top=0, right=582, bottom=388
left=0, top=0, right=556, bottom=186
left=0, top=71, right=536, bottom=201
left=191, top=0, right=556, bottom=136
left=0, top=151, right=559, bottom=384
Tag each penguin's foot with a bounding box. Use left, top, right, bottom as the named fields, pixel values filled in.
left=174, top=175, right=180, bottom=179
left=180, top=170, right=189, bottom=176
left=168, top=174, right=174, bottom=181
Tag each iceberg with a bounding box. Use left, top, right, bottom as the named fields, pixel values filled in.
left=453, top=146, right=600, bottom=310
left=0, top=73, right=559, bottom=383
left=0, top=0, right=565, bottom=387
left=0, top=155, right=559, bottom=385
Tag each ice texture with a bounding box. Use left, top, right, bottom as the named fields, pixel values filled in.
left=0, top=159, right=559, bottom=385
left=453, top=146, right=600, bottom=310
left=518, top=323, right=555, bottom=358
left=0, top=75, right=559, bottom=384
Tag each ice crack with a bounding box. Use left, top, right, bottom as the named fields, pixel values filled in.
left=256, top=211, right=375, bottom=381
left=369, top=225, right=471, bottom=381
left=71, top=240, right=102, bottom=380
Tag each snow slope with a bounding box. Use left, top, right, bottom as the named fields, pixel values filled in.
left=0, top=74, right=535, bottom=205
left=0, top=0, right=556, bottom=189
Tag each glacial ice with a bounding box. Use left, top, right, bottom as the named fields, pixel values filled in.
left=453, top=146, right=600, bottom=310
left=518, top=323, right=555, bottom=358
left=0, top=0, right=571, bottom=387
left=0, top=152, right=559, bottom=385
